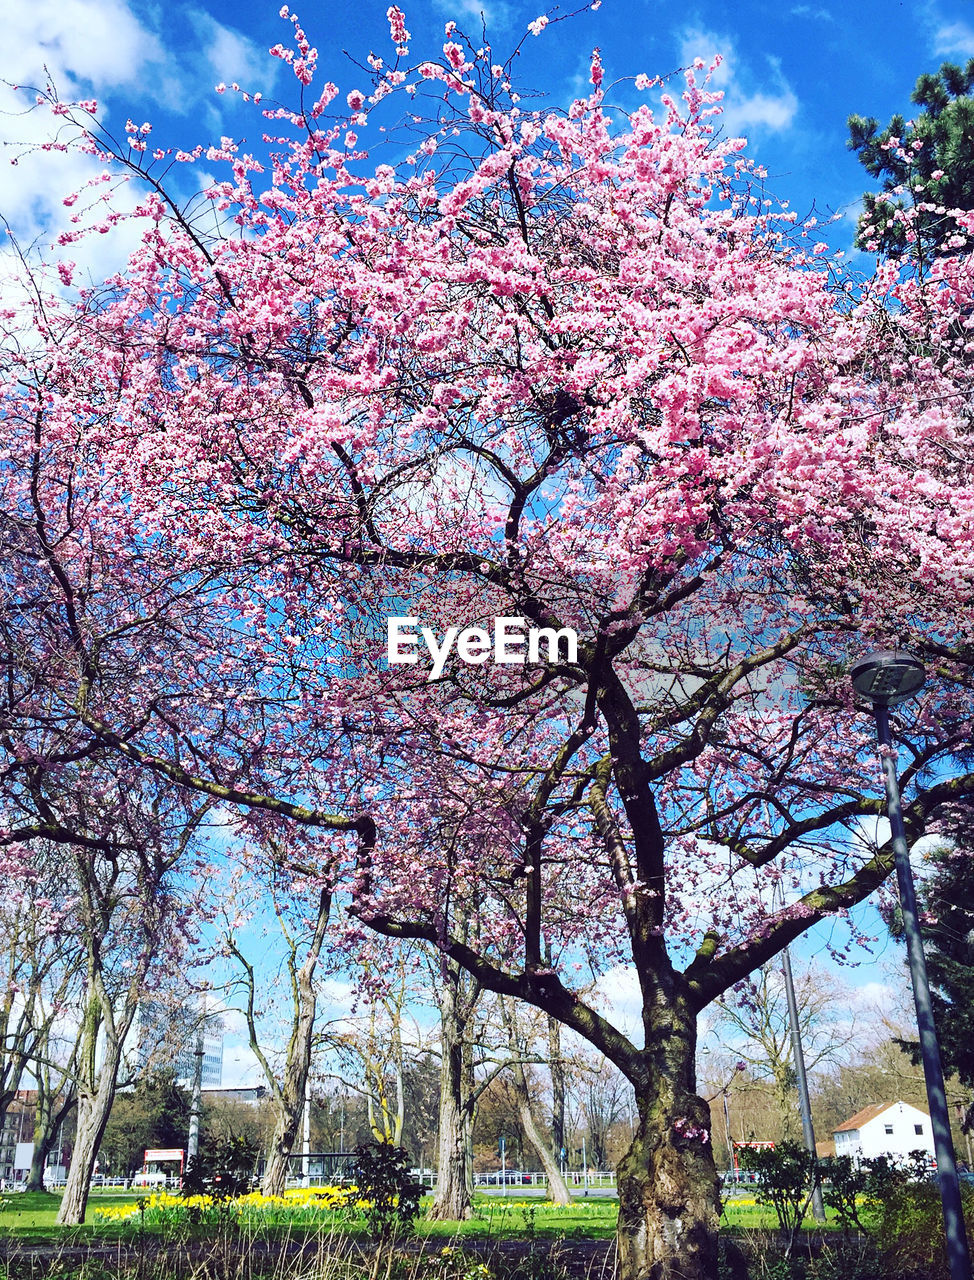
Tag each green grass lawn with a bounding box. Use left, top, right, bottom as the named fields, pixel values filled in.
left=0, top=1189, right=847, bottom=1243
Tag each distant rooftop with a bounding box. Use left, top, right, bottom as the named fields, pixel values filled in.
left=834, top=1101, right=929, bottom=1133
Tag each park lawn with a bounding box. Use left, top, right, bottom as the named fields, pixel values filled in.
left=0, top=1189, right=145, bottom=1235
left=0, top=1189, right=844, bottom=1241
left=433, top=1197, right=620, bottom=1239
left=0, top=1191, right=616, bottom=1241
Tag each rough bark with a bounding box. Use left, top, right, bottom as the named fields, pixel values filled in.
left=428, top=957, right=476, bottom=1221
left=616, top=1016, right=720, bottom=1280
left=261, top=1065, right=308, bottom=1196
left=429, top=1042, right=474, bottom=1219
left=56, top=989, right=126, bottom=1224
left=58, top=1089, right=114, bottom=1221
left=616, top=1099, right=720, bottom=1280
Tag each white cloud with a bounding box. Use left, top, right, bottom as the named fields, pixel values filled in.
left=0, top=0, right=272, bottom=288
left=849, top=814, right=943, bottom=871
left=0, top=0, right=161, bottom=92
left=0, top=0, right=156, bottom=277
left=790, top=4, right=836, bottom=20
left=724, top=86, right=799, bottom=134
left=677, top=27, right=798, bottom=138
left=591, top=963, right=643, bottom=1040
left=187, top=8, right=270, bottom=91
left=430, top=0, right=516, bottom=34
left=933, top=20, right=974, bottom=58
left=841, top=194, right=865, bottom=227
left=218, top=1039, right=265, bottom=1088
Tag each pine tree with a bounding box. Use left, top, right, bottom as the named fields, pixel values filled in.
left=848, top=60, right=974, bottom=260
left=907, top=808, right=974, bottom=1095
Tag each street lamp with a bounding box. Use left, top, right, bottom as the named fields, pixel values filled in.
left=850, top=648, right=972, bottom=1280
left=780, top=944, right=826, bottom=1222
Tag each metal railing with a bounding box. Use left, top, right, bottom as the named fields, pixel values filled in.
left=283, top=1169, right=618, bottom=1191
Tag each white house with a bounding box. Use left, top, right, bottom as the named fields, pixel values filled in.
left=833, top=1100, right=935, bottom=1164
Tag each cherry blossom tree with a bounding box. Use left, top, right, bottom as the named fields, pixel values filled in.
left=3, top=8, right=974, bottom=1274
left=0, top=851, right=78, bottom=1140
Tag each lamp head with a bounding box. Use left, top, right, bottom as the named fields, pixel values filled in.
left=849, top=649, right=926, bottom=705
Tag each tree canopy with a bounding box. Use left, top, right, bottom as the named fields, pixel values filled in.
left=3, top=12, right=974, bottom=1277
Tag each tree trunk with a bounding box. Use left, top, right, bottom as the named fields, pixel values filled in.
left=56, top=981, right=130, bottom=1225
left=57, top=1097, right=102, bottom=1222
left=547, top=1012, right=566, bottom=1165
left=500, top=999, right=572, bottom=1206
left=616, top=1080, right=720, bottom=1280
left=233, top=883, right=330, bottom=1199
left=428, top=1053, right=474, bottom=1220
left=26, top=1075, right=53, bottom=1193
left=56, top=1064, right=119, bottom=1223
left=26, top=1048, right=77, bottom=1193
left=773, top=1066, right=800, bottom=1141
left=26, top=1090, right=70, bottom=1192
left=513, top=1083, right=572, bottom=1205
left=26, top=1127, right=53, bottom=1193
left=260, top=948, right=318, bottom=1196
left=428, top=962, right=474, bottom=1220
left=262, top=1101, right=304, bottom=1197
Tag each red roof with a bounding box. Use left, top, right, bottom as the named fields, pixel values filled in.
left=834, top=1101, right=929, bottom=1134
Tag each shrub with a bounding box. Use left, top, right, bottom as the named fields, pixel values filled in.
left=869, top=1180, right=973, bottom=1277
left=349, top=1142, right=423, bottom=1243
left=178, top=1133, right=259, bottom=1225
left=737, top=1141, right=817, bottom=1255
left=818, top=1155, right=870, bottom=1232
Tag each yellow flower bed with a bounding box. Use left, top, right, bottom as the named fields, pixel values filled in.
left=93, top=1185, right=364, bottom=1224
left=93, top=1202, right=142, bottom=1222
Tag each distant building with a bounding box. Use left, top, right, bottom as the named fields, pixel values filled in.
left=136, top=1002, right=224, bottom=1087
left=200, top=1086, right=266, bottom=1105
left=0, top=1090, right=68, bottom=1185
left=0, top=1093, right=34, bottom=1182
left=193, top=1028, right=224, bottom=1089
left=833, top=1100, right=935, bottom=1165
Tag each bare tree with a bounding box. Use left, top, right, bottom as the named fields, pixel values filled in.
left=0, top=853, right=79, bottom=1138
left=576, top=1053, right=630, bottom=1170
left=39, top=775, right=208, bottom=1224
left=23, top=959, right=83, bottom=1192
left=498, top=996, right=572, bottom=1204
left=223, top=846, right=333, bottom=1197
left=711, top=961, right=853, bottom=1140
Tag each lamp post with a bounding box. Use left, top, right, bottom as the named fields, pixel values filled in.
left=850, top=648, right=972, bottom=1280
left=187, top=1030, right=205, bottom=1167
left=302, top=1076, right=311, bottom=1188
left=770, top=880, right=826, bottom=1221
left=781, top=943, right=826, bottom=1222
